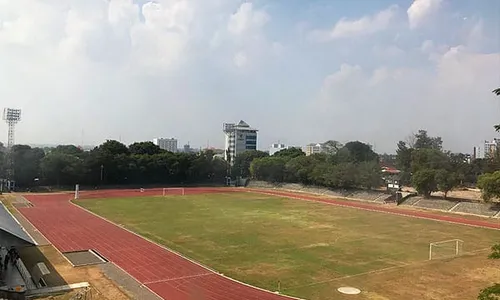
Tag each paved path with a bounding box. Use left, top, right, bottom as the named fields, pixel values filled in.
left=18, top=189, right=297, bottom=300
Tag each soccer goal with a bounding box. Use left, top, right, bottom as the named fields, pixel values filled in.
left=162, top=188, right=185, bottom=196
left=429, top=239, right=464, bottom=260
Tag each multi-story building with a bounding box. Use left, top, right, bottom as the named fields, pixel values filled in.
left=304, top=143, right=324, bottom=156
left=153, top=138, right=178, bottom=152
left=270, top=143, right=288, bottom=155
left=484, top=139, right=500, bottom=158
left=223, top=120, right=258, bottom=165
left=473, top=146, right=484, bottom=159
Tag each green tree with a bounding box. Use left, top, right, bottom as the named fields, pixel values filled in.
left=129, top=142, right=162, bottom=156
left=414, top=130, right=443, bottom=150
left=435, top=169, right=458, bottom=199
left=273, top=147, right=305, bottom=158
left=477, top=171, right=500, bottom=202
left=343, top=141, right=378, bottom=163
left=411, top=169, right=438, bottom=198
left=321, top=140, right=343, bottom=155
left=357, top=161, right=382, bottom=189
left=11, top=145, right=45, bottom=187
left=232, top=150, right=269, bottom=178
left=250, top=157, right=287, bottom=183
left=40, top=152, right=85, bottom=186
left=477, top=243, right=500, bottom=299
left=411, top=148, right=449, bottom=174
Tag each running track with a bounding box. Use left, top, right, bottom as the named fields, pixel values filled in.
left=17, top=187, right=500, bottom=300
left=19, top=188, right=295, bottom=300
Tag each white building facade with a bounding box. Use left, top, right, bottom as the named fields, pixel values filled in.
left=304, top=143, right=324, bottom=156
left=153, top=138, right=178, bottom=152
left=270, top=143, right=288, bottom=155
left=484, top=138, right=500, bottom=158
left=223, top=120, right=258, bottom=165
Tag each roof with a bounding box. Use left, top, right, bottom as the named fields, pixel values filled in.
left=237, top=120, right=250, bottom=127
left=0, top=203, right=35, bottom=246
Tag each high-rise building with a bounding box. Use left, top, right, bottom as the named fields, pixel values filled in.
left=270, top=143, right=288, bottom=155
left=153, top=138, right=178, bottom=152
left=304, top=143, right=324, bottom=156
left=473, top=146, right=484, bottom=159
left=484, top=139, right=500, bottom=158
left=223, top=120, right=258, bottom=165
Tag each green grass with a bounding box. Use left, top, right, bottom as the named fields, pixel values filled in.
left=75, top=192, right=500, bottom=299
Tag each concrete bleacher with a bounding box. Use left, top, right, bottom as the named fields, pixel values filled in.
left=410, top=198, right=458, bottom=211
left=452, top=202, right=500, bottom=217
left=247, top=180, right=500, bottom=218
left=401, top=196, right=421, bottom=206
left=349, top=191, right=388, bottom=202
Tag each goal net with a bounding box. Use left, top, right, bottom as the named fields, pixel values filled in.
left=162, top=188, right=185, bottom=196
left=429, top=239, right=464, bottom=260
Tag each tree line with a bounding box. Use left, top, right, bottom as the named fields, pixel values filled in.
left=232, top=141, right=382, bottom=190
left=0, top=140, right=228, bottom=189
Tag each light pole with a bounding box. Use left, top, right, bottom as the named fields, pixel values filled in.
left=100, top=165, right=104, bottom=184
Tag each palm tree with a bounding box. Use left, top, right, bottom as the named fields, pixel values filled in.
left=494, top=88, right=500, bottom=132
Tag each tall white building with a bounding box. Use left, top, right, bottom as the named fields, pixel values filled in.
left=270, top=143, right=288, bottom=155
left=484, top=138, right=500, bottom=158
left=473, top=146, right=484, bottom=159
left=223, top=120, right=258, bottom=165
left=153, top=138, right=178, bottom=152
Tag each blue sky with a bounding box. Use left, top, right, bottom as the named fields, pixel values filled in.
left=0, top=0, right=499, bottom=153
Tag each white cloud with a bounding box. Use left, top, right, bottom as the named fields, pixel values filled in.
left=233, top=51, right=248, bottom=68
left=227, top=2, right=269, bottom=36
left=310, top=5, right=398, bottom=41
left=407, top=0, right=442, bottom=29
left=312, top=45, right=500, bottom=152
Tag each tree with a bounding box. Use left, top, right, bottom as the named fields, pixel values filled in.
left=232, top=150, right=269, bottom=178
left=477, top=243, right=500, bottom=299
left=493, top=88, right=500, bottom=132
left=40, top=152, right=85, bottom=186
left=52, top=145, right=85, bottom=157
left=435, top=169, right=458, bottom=199
left=250, top=157, right=287, bottom=183
left=411, top=169, right=438, bottom=198
left=273, top=147, right=305, bottom=158
left=129, top=142, right=162, bottom=156
left=357, top=161, right=383, bottom=189
left=343, top=141, right=378, bottom=163
left=11, top=145, right=45, bottom=187
left=411, top=148, right=449, bottom=174
left=321, top=140, right=343, bottom=155
left=477, top=171, right=500, bottom=202
left=414, top=130, right=443, bottom=150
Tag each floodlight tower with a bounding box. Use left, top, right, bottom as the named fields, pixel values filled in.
left=3, top=108, right=21, bottom=149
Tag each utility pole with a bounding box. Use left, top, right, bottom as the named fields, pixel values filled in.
left=100, top=165, right=104, bottom=183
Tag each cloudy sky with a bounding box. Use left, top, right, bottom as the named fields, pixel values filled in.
left=1, top=0, right=499, bottom=153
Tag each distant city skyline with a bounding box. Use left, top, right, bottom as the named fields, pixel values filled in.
left=1, top=0, right=499, bottom=154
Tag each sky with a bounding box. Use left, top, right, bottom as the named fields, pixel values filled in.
left=0, top=0, right=499, bottom=154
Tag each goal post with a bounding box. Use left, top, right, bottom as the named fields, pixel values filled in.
left=429, top=239, right=464, bottom=260
left=162, top=188, right=185, bottom=196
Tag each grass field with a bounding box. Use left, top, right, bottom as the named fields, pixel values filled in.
left=76, top=192, right=500, bottom=300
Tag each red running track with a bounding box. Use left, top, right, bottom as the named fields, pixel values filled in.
left=18, top=188, right=297, bottom=300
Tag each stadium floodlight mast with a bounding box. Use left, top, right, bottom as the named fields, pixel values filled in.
left=3, top=108, right=22, bottom=149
